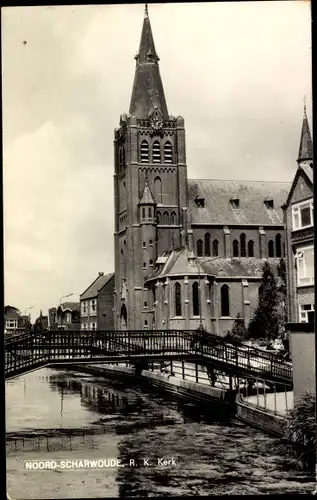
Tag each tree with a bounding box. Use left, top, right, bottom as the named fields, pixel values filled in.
left=224, top=313, right=248, bottom=344
left=248, top=261, right=285, bottom=341
left=282, top=392, right=316, bottom=472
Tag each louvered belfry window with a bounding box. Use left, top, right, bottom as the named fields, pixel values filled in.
left=152, top=141, right=161, bottom=163
left=164, top=141, right=173, bottom=163
left=140, top=140, right=149, bottom=163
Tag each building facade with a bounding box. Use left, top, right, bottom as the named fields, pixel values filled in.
left=56, top=302, right=80, bottom=330
left=113, top=6, right=292, bottom=335
left=283, top=106, right=314, bottom=323
left=80, top=272, right=115, bottom=331
left=4, top=308, right=28, bottom=334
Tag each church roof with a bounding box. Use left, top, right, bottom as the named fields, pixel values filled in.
left=129, top=5, right=169, bottom=120
left=297, top=105, right=313, bottom=163
left=139, top=178, right=156, bottom=205
left=147, top=249, right=281, bottom=281
left=188, top=179, right=291, bottom=226
left=200, top=257, right=280, bottom=278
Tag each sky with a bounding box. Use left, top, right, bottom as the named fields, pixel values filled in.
left=2, top=1, right=312, bottom=321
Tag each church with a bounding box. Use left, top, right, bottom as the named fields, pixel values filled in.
left=112, top=5, right=303, bottom=335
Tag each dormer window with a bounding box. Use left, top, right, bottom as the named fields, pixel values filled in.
left=230, top=198, right=240, bottom=209
left=264, top=198, right=274, bottom=209
left=195, top=196, right=205, bottom=208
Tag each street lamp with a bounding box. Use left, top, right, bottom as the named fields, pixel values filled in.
left=24, top=305, right=34, bottom=317
left=59, top=293, right=74, bottom=305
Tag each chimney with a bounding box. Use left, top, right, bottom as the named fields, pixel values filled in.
left=98, top=272, right=104, bottom=277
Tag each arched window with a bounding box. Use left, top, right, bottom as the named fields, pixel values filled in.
left=204, top=233, right=211, bottom=257
left=140, top=140, right=149, bottom=163
left=175, top=282, right=182, bottom=316
left=171, top=212, right=177, bottom=225
left=163, top=211, right=169, bottom=224
left=164, top=141, right=173, bottom=163
left=152, top=141, right=161, bottom=163
left=221, top=284, right=230, bottom=317
left=192, top=282, right=200, bottom=316
left=143, top=262, right=146, bottom=268
left=149, top=259, right=153, bottom=265
left=240, top=233, right=246, bottom=257
left=233, top=240, right=239, bottom=257
left=154, top=177, right=162, bottom=204
left=212, top=239, right=219, bottom=257
left=248, top=240, right=254, bottom=257
left=156, top=211, right=161, bottom=224
left=148, top=207, right=152, bottom=218
left=268, top=240, right=274, bottom=258
left=197, top=239, right=203, bottom=257
left=275, top=234, right=282, bottom=258
left=142, top=207, right=146, bottom=219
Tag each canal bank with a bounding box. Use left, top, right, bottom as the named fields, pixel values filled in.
left=55, top=362, right=285, bottom=436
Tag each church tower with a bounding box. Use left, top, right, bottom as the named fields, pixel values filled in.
left=113, top=4, right=188, bottom=330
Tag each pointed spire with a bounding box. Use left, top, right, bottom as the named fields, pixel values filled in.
left=129, top=5, right=169, bottom=120
left=297, top=97, right=313, bottom=163
left=140, top=176, right=156, bottom=205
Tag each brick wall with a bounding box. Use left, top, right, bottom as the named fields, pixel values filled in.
left=98, top=275, right=115, bottom=330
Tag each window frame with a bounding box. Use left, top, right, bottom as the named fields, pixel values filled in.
left=292, top=199, right=314, bottom=231
left=295, top=245, right=314, bottom=287
left=299, top=303, right=315, bottom=323
left=174, top=282, right=182, bottom=317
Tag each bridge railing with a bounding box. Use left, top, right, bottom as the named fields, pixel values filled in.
left=4, top=330, right=292, bottom=384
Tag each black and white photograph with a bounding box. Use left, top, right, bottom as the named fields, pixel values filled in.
left=3, top=1, right=315, bottom=498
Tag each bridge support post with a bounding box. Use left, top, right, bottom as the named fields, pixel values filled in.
left=273, top=384, right=277, bottom=414
left=285, top=387, right=288, bottom=412
left=229, top=375, right=233, bottom=390
left=182, top=360, right=185, bottom=380
left=195, top=363, right=199, bottom=384
left=263, top=381, right=267, bottom=409
left=256, top=379, right=259, bottom=407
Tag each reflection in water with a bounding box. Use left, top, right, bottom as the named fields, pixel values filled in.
left=6, top=368, right=315, bottom=498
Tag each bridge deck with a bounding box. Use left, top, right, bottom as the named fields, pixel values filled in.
left=4, top=330, right=293, bottom=386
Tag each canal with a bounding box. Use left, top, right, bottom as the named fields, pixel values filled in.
left=6, top=367, right=314, bottom=497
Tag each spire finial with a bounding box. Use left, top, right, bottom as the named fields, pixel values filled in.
left=145, top=3, right=148, bottom=17
left=303, top=94, right=307, bottom=117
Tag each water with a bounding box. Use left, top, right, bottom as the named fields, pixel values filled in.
left=6, top=367, right=315, bottom=498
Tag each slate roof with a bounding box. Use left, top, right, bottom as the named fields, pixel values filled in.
left=188, top=179, right=291, bottom=226
left=146, top=247, right=278, bottom=281
left=284, top=164, right=314, bottom=207
left=5, top=310, right=21, bottom=320
left=297, top=110, right=313, bottom=162
left=129, top=5, right=169, bottom=120
left=200, top=257, right=280, bottom=278
left=80, top=273, right=115, bottom=301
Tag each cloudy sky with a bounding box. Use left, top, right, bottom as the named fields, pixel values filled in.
left=2, top=1, right=312, bottom=321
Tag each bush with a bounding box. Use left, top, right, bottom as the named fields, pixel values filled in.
left=282, top=392, right=316, bottom=471
left=224, top=314, right=248, bottom=344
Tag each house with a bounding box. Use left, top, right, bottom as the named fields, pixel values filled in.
left=4, top=308, right=28, bottom=334
left=283, top=105, right=314, bottom=403
left=80, top=272, right=115, bottom=331
left=283, top=105, right=314, bottom=324
left=112, top=5, right=291, bottom=334
left=56, top=302, right=80, bottom=330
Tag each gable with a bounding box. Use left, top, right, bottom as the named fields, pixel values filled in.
left=288, top=168, right=313, bottom=206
